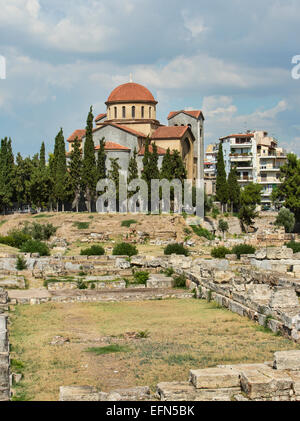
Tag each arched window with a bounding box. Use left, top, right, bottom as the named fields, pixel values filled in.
left=141, top=106, right=144, bottom=118
left=122, top=106, right=126, bottom=118
left=149, top=107, right=152, bottom=119
left=132, top=106, right=135, bottom=118
left=114, top=107, right=117, bottom=119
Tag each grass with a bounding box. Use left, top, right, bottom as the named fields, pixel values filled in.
left=73, top=222, right=90, bottom=230
left=85, top=345, right=130, bottom=355
left=9, top=300, right=300, bottom=401
left=33, top=214, right=54, bottom=219
left=121, top=219, right=137, bottom=228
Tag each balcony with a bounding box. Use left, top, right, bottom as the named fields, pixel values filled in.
left=260, top=166, right=282, bottom=172
left=230, top=154, right=253, bottom=162
left=238, top=176, right=253, bottom=183
left=259, top=179, right=281, bottom=184
left=231, top=143, right=252, bottom=149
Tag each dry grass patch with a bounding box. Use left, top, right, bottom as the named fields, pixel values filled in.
left=10, top=299, right=300, bottom=401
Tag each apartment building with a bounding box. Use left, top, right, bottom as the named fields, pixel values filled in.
left=204, top=131, right=287, bottom=209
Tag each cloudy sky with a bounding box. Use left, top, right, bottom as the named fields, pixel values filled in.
left=0, top=0, right=300, bottom=157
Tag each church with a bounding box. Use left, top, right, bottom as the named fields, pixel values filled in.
left=67, top=82, right=205, bottom=183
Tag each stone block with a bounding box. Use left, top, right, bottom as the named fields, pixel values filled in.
left=266, top=247, right=293, bottom=260
left=190, top=367, right=240, bottom=389
left=59, top=386, right=100, bottom=401
left=214, top=271, right=235, bottom=284
left=157, top=382, right=240, bottom=401
left=274, top=351, right=300, bottom=371
left=108, top=386, right=150, bottom=401
left=147, top=274, right=175, bottom=289
left=269, top=288, right=299, bottom=310
left=240, top=365, right=293, bottom=399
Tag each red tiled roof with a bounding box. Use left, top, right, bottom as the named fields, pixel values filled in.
left=106, top=83, right=157, bottom=104
left=220, top=133, right=254, bottom=140
left=95, top=113, right=107, bottom=122
left=151, top=126, right=190, bottom=140
left=67, top=129, right=86, bottom=142
left=138, top=143, right=168, bottom=156
left=93, top=122, right=147, bottom=138
left=94, top=141, right=130, bottom=151
left=167, top=110, right=204, bottom=120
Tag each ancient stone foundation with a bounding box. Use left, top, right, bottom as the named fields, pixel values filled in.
left=0, top=289, right=10, bottom=401
left=60, top=351, right=300, bottom=401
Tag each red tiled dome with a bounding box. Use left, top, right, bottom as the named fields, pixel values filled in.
left=106, top=83, right=157, bottom=105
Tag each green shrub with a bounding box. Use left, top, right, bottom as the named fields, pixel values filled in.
left=136, top=330, right=150, bottom=339
left=113, top=242, right=138, bottom=257
left=211, top=207, right=220, bottom=219
left=73, top=222, right=90, bottom=230
left=231, top=244, right=256, bottom=259
left=191, top=225, right=214, bottom=240
left=286, top=241, right=300, bottom=254
left=133, top=271, right=149, bottom=285
left=0, top=230, right=32, bottom=248
left=164, top=243, right=189, bottom=256
left=173, top=274, right=187, bottom=288
left=164, top=267, right=175, bottom=277
left=16, top=256, right=27, bottom=271
left=22, top=222, right=57, bottom=240
left=77, top=280, right=88, bottom=290
left=121, top=219, right=137, bottom=228
left=275, top=208, right=295, bottom=233
left=20, top=240, right=50, bottom=256
left=211, top=246, right=231, bottom=259
left=80, top=245, right=105, bottom=256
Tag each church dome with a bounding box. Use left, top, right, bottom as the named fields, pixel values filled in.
left=106, top=82, right=157, bottom=105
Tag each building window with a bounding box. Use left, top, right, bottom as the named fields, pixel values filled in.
left=149, top=107, right=152, bottom=118
left=132, top=106, right=135, bottom=118
left=114, top=107, right=117, bottom=119
left=122, top=106, right=126, bottom=118
left=141, top=106, right=144, bottom=118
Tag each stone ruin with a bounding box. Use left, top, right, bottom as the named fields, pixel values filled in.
left=60, top=350, right=300, bottom=401
left=0, top=289, right=9, bottom=401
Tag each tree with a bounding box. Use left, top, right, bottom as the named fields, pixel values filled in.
left=238, top=183, right=262, bottom=232
left=127, top=147, right=138, bottom=184
left=160, top=148, right=173, bottom=181
left=274, top=154, right=300, bottom=222
left=0, top=138, right=15, bottom=212
left=68, top=138, right=82, bottom=212
left=172, top=150, right=187, bottom=183
left=216, top=142, right=228, bottom=211
left=275, top=207, right=295, bottom=233
left=40, top=142, right=46, bottom=169
left=82, top=106, right=97, bottom=212
left=97, top=137, right=106, bottom=181
left=13, top=153, right=33, bottom=208
left=148, top=142, right=160, bottom=181
left=53, top=129, right=68, bottom=211
left=141, top=137, right=151, bottom=188
left=227, top=166, right=240, bottom=212
left=108, top=157, right=121, bottom=207
left=218, top=219, right=229, bottom=239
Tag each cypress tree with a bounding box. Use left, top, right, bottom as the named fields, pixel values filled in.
left=172, top=150, right=187, bottom=183
left=0, top=138, right=15, bottom=213
left=141, top=137, right=151, bottom=188
left=227, top=165, right=240, bottom=212
left=148, top=142, right=160, bottom=181
left=97, top=137, right=106, bottom=181
left=69, top=138, right=82, bottom=212
left=108, top=157, right=121, bottom=207
left=160, top=148, right=173, bottom=181
left=216, top=142, right=228, bottom=211
left=128, top=148, right=138, bottom=184
left=40, top=142, right=46, bottom=168
left=53, top=128, right=68, bottom=211
left=82, top=106, right=97, bottom=212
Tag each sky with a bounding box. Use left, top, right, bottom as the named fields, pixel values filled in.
left=0, top=0, right=300, bottom=157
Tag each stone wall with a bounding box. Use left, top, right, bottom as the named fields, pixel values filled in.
left=0, top=289, right=10, bottom=401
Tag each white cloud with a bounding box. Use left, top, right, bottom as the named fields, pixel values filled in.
left=181, top=9, right=208, bottom=39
